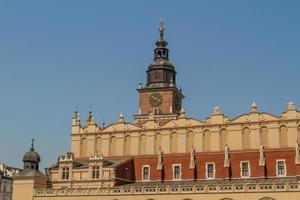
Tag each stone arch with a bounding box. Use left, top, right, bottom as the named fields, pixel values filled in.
left=259, top=197, right=276, bottom=200
left=170, top=132, right=178, bottom=153
left=203, top=130, right=210, bottom=152
left=80, top=137, right=88, bottom=158
left=110, top=136, right=117, bottom=156
left=183, top=198, right=193, bottom=200
left=154, top=133, right=161, bottom=153
left=242, top=127, right=251, bottom=149
left=140, top=134, right=147, bottom=154
left=220, top=198, right=234, bottom=200
left=124, top=135, right=131, bottom=155
left=186, top=131, right=194, bottom=152
left=219, top=129, right=228, bottom=151
left=260, top=126, right=268, bottom=148
left=95, top=137, right=102, bottom=154
left=279, top=125, right=288, bottom=147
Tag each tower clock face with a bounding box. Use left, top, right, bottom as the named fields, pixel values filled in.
left=149, top=93, right=163, bottom=107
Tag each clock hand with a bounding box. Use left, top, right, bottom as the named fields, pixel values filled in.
left=151, top=96, right=157, bottom=101
left=152, top=96, right=161, bottom=102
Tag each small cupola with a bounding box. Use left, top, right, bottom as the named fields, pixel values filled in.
left=22, top=139, right=41, bottom=171
left=154, top=18, right=169, bottom=60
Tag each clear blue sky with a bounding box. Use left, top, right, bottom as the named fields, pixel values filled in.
left=0, top=1, right=299, bottom=169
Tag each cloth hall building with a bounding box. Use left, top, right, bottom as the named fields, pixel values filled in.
left=13, top=20, right=300, bottom=200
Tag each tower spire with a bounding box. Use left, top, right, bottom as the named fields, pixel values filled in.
left=31, top=138, right=35, bottom=151
left=159, top=17, right=165, bottom=40
left=155, top=18, right=168, bottom=48
left=145, top=18, right=177, bottom=88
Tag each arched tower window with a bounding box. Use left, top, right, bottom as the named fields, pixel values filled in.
left=80, top=138, right=88, bottom=158
left=220, top=129, right=227, bottom=151
left=157, top=50, right=162, bottom=57
left=154, top=133, right=161, bottom=153
left=279, top=126, right=288, bottom=147
left=203, top=130, right=210, bottom=152
left=124, top=135, right=131, bottom=155
left=170, top=132, right=178, bottom=153
left=110, top=136, right=117, bottom=156
left=260, top=127, right=268, bottom=148
left=140, top=134, right=147, bottom=154
left=242, top=127, right=251, bottom=149
left=95, top=137, right=102, bottom=154
left=186, top=131, right=194, bottom=152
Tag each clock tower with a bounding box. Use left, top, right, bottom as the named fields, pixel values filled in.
left=134, top=19, right=184, bottom=123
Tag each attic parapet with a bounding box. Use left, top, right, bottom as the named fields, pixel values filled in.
left=117, top=113, right=125, bottom=124
left=250, top=101, right=258, bottom=113
left=72, top=110, right=81, bottom=134
left=89, top=152, right=103, bottom=161
left=72, top=110, right=80, bottom=126
left=86, top=110, right=97, bottom=126
left=282, top=102, right=298, bottom=120
left=34, top=177, right=300, bottom=196
left=205, top=106, right=230, bottom=125
left=59, top=153, right=74, bottom=163
left=71, top=103, right=300, bottom=135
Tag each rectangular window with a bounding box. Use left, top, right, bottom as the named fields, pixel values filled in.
left=153, top=108, right=159, bottom=115
left=241, top=161, right=250, bottom=178
left=142, top=166, right=150, bottom=181
left=277, top=160, right=286, bottom=176
left=173, top=165, right=181, bottom=180
left=206, top=163, right=215, bottom=179
left=61, top=167, right=69, bottom=180
left=92, top=166, right=100, bottom=180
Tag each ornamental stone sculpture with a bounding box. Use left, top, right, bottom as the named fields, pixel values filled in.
left=224, top=145, right=230, bottom=168
left=259, top=144, right=265, bottom=166
left=189, top=146, right=196, bottom=169
left=251, top=101, right=258, bottom=113
left=295, top=142, right=300, bottom=164
left=157, top=147, right=163, bottom=170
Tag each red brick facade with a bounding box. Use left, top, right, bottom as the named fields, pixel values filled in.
left=138, top=88, right=182, bottom=115
left=115, top=158, right=135, bottom=185
left=125, top=149, right=300, bottom=183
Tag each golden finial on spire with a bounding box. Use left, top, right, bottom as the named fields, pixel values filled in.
left=155, top=12, right=168, bottom=48
left=159, top=15, right=165, bottom=39
left=159, top=17, right=165, bottom=33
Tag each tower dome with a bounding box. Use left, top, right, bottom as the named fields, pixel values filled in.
left=23, top=149, right=41, bottom=163
left=146, top=18, right=176, bottom=88
left=23, top=139, right=40, bottom=171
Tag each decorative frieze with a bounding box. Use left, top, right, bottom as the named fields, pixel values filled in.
left=34, top=180, right=300, bottom=197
